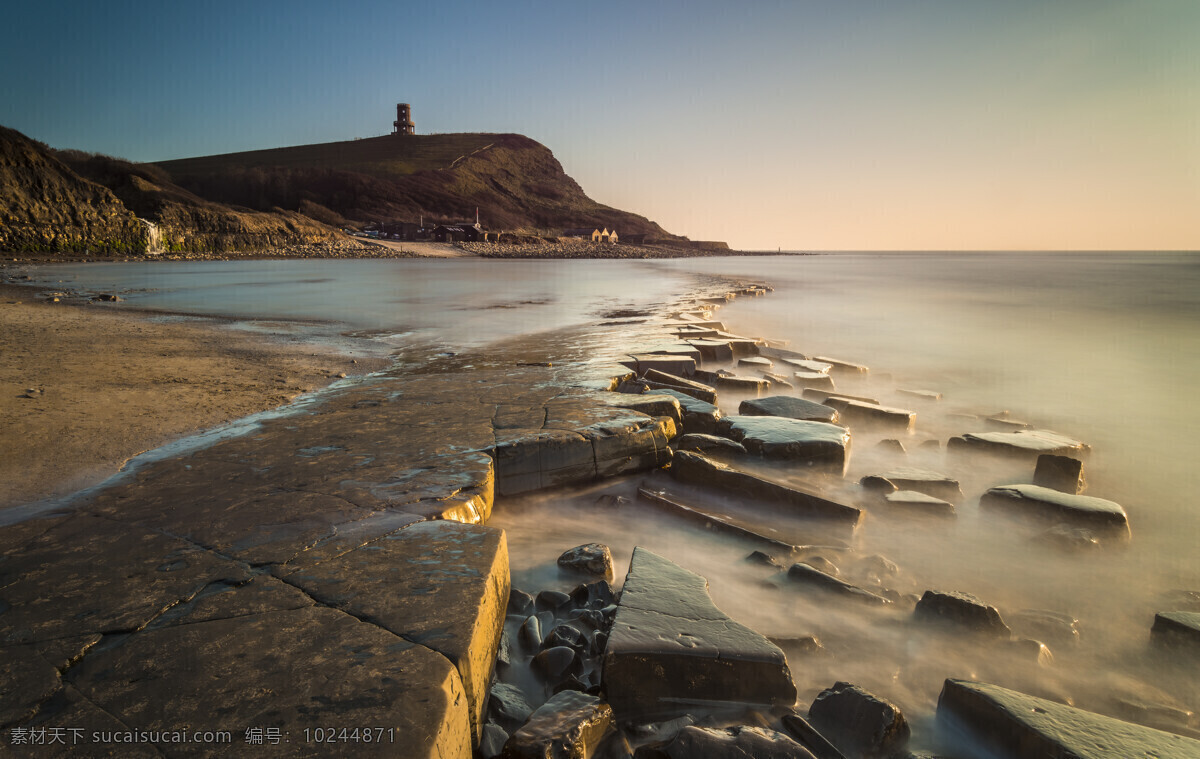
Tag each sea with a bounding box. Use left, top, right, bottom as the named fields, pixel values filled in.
left=21, top=251, right=1200, bottom=740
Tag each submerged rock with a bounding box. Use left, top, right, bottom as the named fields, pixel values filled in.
left=558, top=543, right=615, bottom=581
left=1151, top=611, right=1200, bottom=652
left=980, top=484, right=1129, bottom=536
left=812, top=356, right=869, bottom=375
left=786, top=563, right=891, bottom=605
left=717, top=415, right=850, bottom=472
left=860, top=467, right=962, bottom=502
left=936, top=679, right=1200, bottom=759
left=1008, top=609, right=1081, bottom=647
left=739, top=395, right=839, bottom=424
left=500, top=690, right=613, bottom=759
left=881, top=490, right=957, bottom=518
left=602, top=547, right=797, bottom=721
left=1033, top=454, right=1086, bottom=494
left=781, top=358, right=834, bottom=374
left=739, top=356, right=774, bottom=370
left=635, top=725, right=817, bottom=759
left=914, top=590, right=1012, bottom=638
left=669, top=451, right=862, bottom=526
left=807, top=681, right=910, bottom=759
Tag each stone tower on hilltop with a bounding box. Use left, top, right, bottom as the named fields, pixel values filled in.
left=393, top=103, right=415, bottom=135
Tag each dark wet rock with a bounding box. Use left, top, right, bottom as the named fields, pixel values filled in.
left=597, top=731, right=635, bottom=759
left=626, top=354, right=696, bottom=378
left=552, top=673, right=590, bottom=695
left=490, top=682, right=536, bottom=733
left=675, top=432, right=747, bottom=455
left=482, top=723, right=511, bottom=759
left=570, top=608, right=608, bottom=631
left=937, top=678, right=1200, bottom=758
left=72, top=607, right=474, bottom=758
left=947, top=429, right=1089, bottom=458
left=787, top=563, right=891, bottom=605
left=628, top=714, right=698, bottom=742
left=635, top=725, right=817, bottom=759
left=808, top=681, right=909, bottom=759
left=538, top=589, right=573, bottom=612
left=607, top=393, right=683, bottom=426
left=914, top=590, right=1012, bottom=638
left=747, top=550, right=785, bottom=568
left=519, top=615, right=544, bottom=651
left=595, top=493, right=631, bottom=508
left=638, top=487, right=803, bottom=564
left=1033, top=454, right=1086, bottom=494
left=668, top=451, right=862, bottom=527
left=1004, top=637, right=1055, bottom=666
left=780, top=712, right=848, bottom=759
left=648, top=389, right=721, bottom=431
left=558, top=543, right=615, bottom=581
left=876, top=438, right=906, bottom=453
left=860, top=467, right=962, bottom=501
left=1034, top=524, right=1104, bottom=551
left=545, top=623, right=590, bottom=655
left=798, top=555, right=840, bottom=576
left=93, top=292, right=121, bottom=301
left=918, top=439, right=941, bottom=451
left=509, top=588, right=535, bottom=615
left=882, top=490, right=957, bottom=518
left=643, top=369, right=718, bottom=404
left=823, top=397, right=915, bottom=432
left=740, top=395, right=840, bottom=424
left=1152, top=611, right=1200, bottom=652
left=1009, top=609, right=1081, bottom=646
left=980, top=484, right=1129, bottom=536
left=532, top=645, right=581, bottom=681
left=812, top=356, right=869, bottom=375
left=501, top=690, right=613, bottom=759
left=569, top=580, right=616, bottom=610
left=602, top=547, right=797, bottom=721
left=717, top=415, right=850, bottom=471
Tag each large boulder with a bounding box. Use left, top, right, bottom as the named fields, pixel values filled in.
left=979, top=484, right=1129, bottom=537
left=807, top=682, right=910, bottom=759
left=602, top=548, right=797, bottom=721
left=500, top=690, right=613, bottom=759
left=740, top=395, right=839, bottom=424
left=914, top=590, right=1012, bottom=638
left=717, top=415, right=850, bottom=472
left=635, top=725, right=818, bottom=758
left=936, top=679, right=1200, bottom=759
left=558, top=543, right=615, bottom=582
left=669, top=450, right=862, bottom=527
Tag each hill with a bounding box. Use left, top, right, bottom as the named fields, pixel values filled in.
left=154, top=133, right=680, bottom=238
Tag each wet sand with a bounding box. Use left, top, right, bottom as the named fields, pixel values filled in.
left=0, top=283, right=388, bottom=509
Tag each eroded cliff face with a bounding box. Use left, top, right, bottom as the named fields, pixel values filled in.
left=0, top=126, right=146, bottom=254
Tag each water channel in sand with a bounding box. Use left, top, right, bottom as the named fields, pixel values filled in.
left=21, top=252, right=1200, bottom=742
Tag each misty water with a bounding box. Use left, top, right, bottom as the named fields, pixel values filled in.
left=24, top=252, right=1200, bottom=742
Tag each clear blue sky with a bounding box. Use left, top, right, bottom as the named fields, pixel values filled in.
left=2, top=0, right=1197, bottom=250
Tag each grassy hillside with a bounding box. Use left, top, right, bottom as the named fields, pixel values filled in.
left=154, top=133, right=681, bottom=238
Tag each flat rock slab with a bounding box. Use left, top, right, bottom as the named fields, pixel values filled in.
left=686, top=339, right=734, bottom=361
left=802, top=389, right=879, bottom=405
left=626, top=354, right=696, bottom=377
left=607, top=393, right=683, bottom=427
left=69, top=607, right=473, bottom=758
left=980, top=484, right=1129, bottom=536
left=675, top=433, right=748, bottom=455
left=643, top=369, right=718, bottom=404
left=670, top=450, right=862, bottom=527
left=948, top=429, right=1090, bottom=458
left=1152, top=611, right=1200, bottom=652
left=883, top=490, right=957, bottom=518
left=812, top=356, right=869, bottom=375
left=740, top=396, right=839, bottom=424
left=286, top=520, right=509, bottom=744
left=823, top=398, right=915, bottom=433
left=792, top=371, right=837, bottom=390
left=781, top=358, right=833, bottom=374
left=860, top=467, right=963, bottom=502
left=937, top=679, right=1200, bottom=759
left=739, top=356, right=774, bottom=369
left=602, top=547, right=797, bottom=721
left=652, top=388, right=723, bottom=434
left=717, top=415, right=850, bottom=472
left=787, top=563, right=891, bottom=605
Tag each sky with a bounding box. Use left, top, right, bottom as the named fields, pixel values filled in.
left=2, top=0, right=1197, bottom=250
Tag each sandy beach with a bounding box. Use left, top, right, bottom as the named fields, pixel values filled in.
left=0, top=282, right=388, bottom=510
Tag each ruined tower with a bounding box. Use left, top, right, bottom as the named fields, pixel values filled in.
left=393, top=103, right=415, bottom=135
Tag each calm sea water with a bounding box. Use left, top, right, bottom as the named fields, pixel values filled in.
left=25, top=252, right=1200, bottom=737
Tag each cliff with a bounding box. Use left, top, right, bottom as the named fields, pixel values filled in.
left=154, top=133, right=681, bottom=238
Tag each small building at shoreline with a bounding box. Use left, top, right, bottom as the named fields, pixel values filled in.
left=562, top=227, right=618, bottom=243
